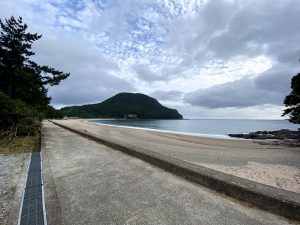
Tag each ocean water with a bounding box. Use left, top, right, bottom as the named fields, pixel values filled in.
left=89, top=119, right=299, bottom=137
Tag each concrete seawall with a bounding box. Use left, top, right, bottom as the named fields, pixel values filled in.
left=51, top=120, right=300, bottom=221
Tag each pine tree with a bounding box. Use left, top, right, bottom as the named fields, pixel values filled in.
left=282, top=72, right=300, bottom=124
left=0, top=16, right=69, bottom=106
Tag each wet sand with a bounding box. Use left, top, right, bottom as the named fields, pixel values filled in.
left=52, top=119, right=300, bottom=193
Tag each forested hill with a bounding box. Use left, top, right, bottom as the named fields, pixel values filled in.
left=60, top=93, right=183, bottom=119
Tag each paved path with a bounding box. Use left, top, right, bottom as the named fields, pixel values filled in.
left=42, top=122, right=296, bottom=225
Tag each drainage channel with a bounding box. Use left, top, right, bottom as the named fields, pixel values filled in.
left=18, top=151, right=47, bottom=225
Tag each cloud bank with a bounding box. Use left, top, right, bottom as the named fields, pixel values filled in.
left=0, top=0, right=299, bottom=118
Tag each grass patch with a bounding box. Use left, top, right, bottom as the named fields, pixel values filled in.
left=0, top=136, right=38, bottom=154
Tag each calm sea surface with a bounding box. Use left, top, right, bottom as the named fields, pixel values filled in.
left=89, top=119, right=299, bottom=137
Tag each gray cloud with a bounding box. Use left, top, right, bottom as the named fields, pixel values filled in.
left=150, top=90, right=183, bottom=101
left=133, top=64, right=162, bottom=82
left=277, top=50, right=300, bottom=64
left=1, top=0, right=300, bottom=118
left=185, top=65, right=298, bottom=108
left=32, top=28, right=134, bottom=106
left=165, top=0, right=300, bottom=67
left=49, top=71, right=134, bottom=106
left=132, top=63, right=189, bottom=83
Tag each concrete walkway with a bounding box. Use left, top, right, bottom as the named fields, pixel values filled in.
left=42, top=122, right=296, bottom=225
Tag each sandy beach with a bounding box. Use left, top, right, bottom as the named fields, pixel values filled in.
left=52, top=119, right=300, bottom=193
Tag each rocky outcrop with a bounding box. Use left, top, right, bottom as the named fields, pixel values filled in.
left=228, top=129, right=300, bottom=147
left=228, top=129, right=299, bottom=140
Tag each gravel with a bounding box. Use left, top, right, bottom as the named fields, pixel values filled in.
left=0, top=153, right=29, bottom=225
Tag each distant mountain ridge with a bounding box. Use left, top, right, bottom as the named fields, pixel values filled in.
left=60, top=93, right=183, bottom=119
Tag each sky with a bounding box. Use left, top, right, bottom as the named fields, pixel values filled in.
left=0, top=0, right=300, bottom=119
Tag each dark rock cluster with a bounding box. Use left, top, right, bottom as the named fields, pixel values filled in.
left=229, top=129, right=300, bottom=147
left=228, top=129, right=299, bottom=140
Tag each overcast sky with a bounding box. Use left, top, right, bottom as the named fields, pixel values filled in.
left=1, top=0, right=299, bottom=119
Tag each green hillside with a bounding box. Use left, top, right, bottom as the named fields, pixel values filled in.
left=61, top=93, right=183, bottom=119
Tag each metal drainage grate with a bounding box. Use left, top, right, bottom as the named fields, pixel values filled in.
left=19, top=152, right=47, bottom=225
left=20, top=212, right=44, bottom=225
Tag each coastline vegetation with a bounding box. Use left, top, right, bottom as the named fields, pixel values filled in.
left=282, top=71, right=300, bottom=125
left=0, top=16, right=69, bottom=152
left=0, top=135, right=37, bottom=154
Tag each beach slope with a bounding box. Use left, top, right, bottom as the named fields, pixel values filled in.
left=52, top=119, right=300, bottom=193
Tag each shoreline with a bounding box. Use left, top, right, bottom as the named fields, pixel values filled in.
left=87, top=120, right=234, bottom=140
left=88, top=119, right=299, bottom=145
left=87, top=118, right=299, bottom=140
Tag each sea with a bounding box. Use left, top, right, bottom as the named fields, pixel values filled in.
left=89, top=119, right=299, bottom=138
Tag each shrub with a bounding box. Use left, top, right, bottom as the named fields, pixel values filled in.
left=0, top=92, right=41, bottom=138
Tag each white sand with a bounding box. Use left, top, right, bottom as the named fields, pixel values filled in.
left=198, top=162, right=300, bottom=193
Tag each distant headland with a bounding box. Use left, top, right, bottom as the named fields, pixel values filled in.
left=60, top=92, right=183, bottom=119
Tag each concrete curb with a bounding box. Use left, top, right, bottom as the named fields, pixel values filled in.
left=41, top=126, right=64, bottom=225
left=51, top=121, right=300, bottom=221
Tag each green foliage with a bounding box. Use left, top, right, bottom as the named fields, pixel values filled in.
left=0, top=16, right=70, bottom=139
left=0, top=16, right=69, bottom=106
left=0, top=91, right=41, bottom=136
left=42, top=105, right=64, bottom=119
left=282, top=73, right=300, bottom=124
left=61, top=93, right=183, bottom=119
